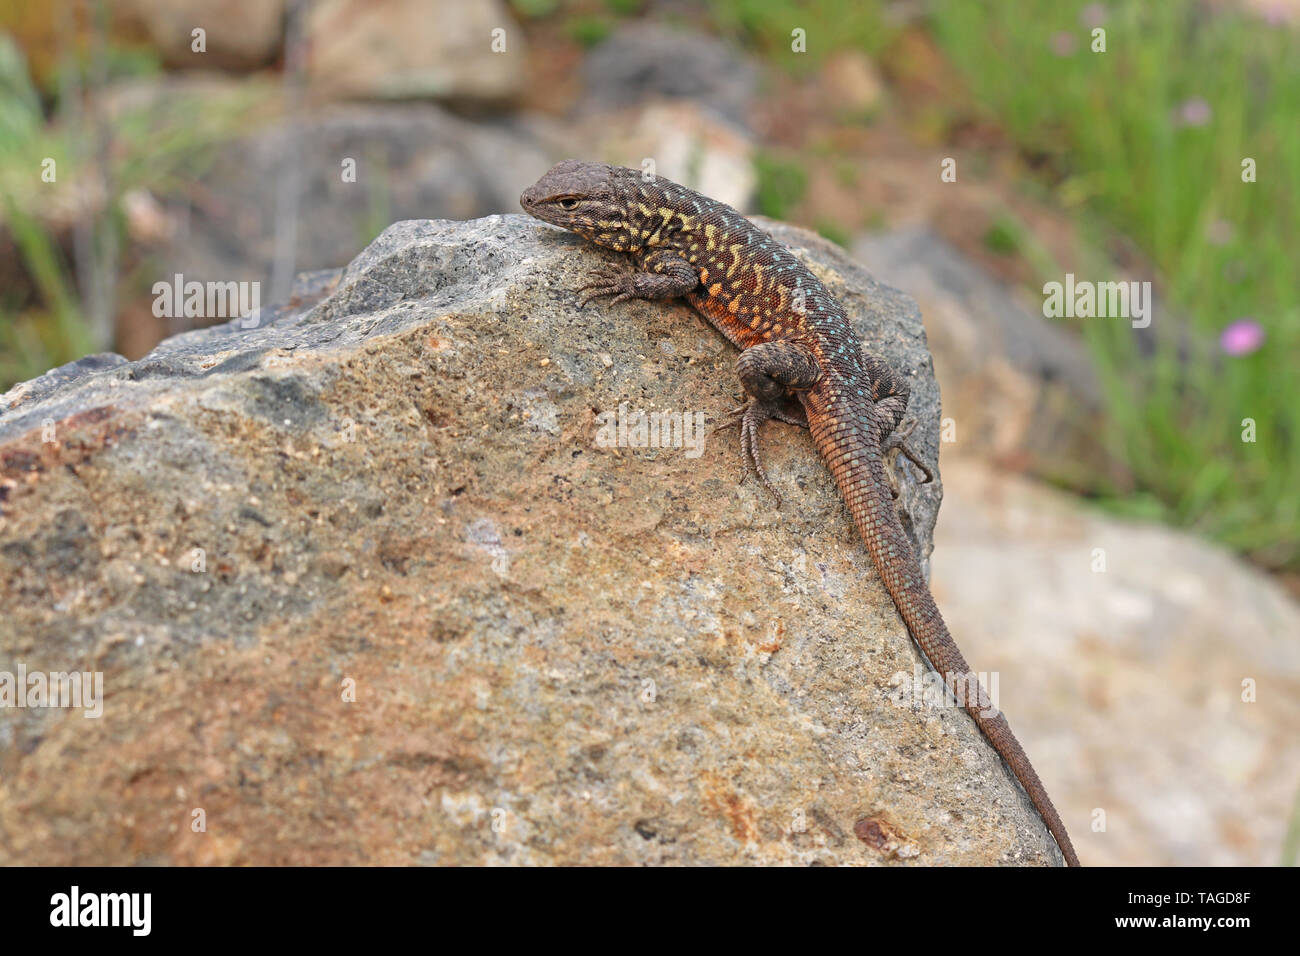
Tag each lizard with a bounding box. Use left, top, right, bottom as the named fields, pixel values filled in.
left=520, top=159, right=1080, bottom=867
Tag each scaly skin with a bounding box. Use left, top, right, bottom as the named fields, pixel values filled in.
left=521, top=160, right=1079, bottom=867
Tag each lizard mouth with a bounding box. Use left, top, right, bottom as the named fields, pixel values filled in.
left=519, top=187, right=556, bottom=224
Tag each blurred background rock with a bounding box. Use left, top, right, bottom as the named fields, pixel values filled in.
left=0, top=0, right=1297, bottom=866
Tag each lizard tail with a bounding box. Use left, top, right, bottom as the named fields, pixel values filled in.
left=807, top=395, right=1081, bottom=867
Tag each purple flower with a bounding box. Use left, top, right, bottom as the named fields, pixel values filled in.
left=1220, top=319, right=1264, bottom=356
left=1051, top=32, right=1077, bottom=56
left=1081, top=4, right=1108, bottom=28
left=1255, top=2, right=1294, bottom=26
left=1177, top=97, right=1212, bottom=127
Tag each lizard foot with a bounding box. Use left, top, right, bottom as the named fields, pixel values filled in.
left=715, top=399, right=801, bottom=507
left=575, top=265, right=634, bottom=308
left=713, top=398, right=806, bottom=435
left=882, top=417, right=934, bottom=499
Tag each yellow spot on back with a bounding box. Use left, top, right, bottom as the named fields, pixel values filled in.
left=725, top=246, right=741, bottom=278
left=728, top=297, right=740, bottom=314
left=709, top=283, right=722, bottom=296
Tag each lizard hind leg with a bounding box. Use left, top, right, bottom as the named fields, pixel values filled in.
left=863, top=354, right=934, bottom=497
left=718, top=340, right=823, bottom=506
left=881, top=415, right=935, bottom=498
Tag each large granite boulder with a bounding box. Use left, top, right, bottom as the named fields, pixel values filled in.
left=0, top=214, right=1069, bottom=865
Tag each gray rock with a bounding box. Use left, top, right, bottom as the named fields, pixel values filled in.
left=0, top=214, right=1064, bottom=866
left=155, top=104, right=556, bottom=301
left=580, top=23, right=759, bottom=128
left=853, top=227, right=1113, bottom=485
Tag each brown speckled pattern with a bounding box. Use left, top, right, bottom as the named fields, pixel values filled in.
left=522, top=161, right=1079, bottom=867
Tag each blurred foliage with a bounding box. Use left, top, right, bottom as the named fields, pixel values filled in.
left=930, top=0, right=1300, bottom=569
left=3, top=0, right=1297, bottom=574
left=814, top=218, right=851, bottom=248
left=508, top=0, right=563, bottom=19
left=709, top=0, right=897, bottom=68
left=752, top=151, right=808, bottom=219
left=982, top=218, right=1021, bottom=256
left=0, top=27, right=261, bottom=391
left=567, top=15, right=614, bottom=47
left=1284, top=783, right=1300, bottom=866
left=0, top=33, right=87, bottom=387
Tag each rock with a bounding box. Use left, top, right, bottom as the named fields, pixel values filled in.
left=932, top=457, right=1300, bottom=866
left=580, top=23, right=759, bottom=129
left=821, top=50, right=885, bottom=117
left=853, top=227, right=1113, bottom=486
left=153, top=103, right=555, bottom=303
left=0, top=214, right=1064, bottom=865
left=305, top=0, right=525, bottom=105
left=120, top=0, right=286, bottom=70
left=583, top=101, right=756, bottom=212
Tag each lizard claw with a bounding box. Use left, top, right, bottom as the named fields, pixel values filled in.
left=723, top=399, right=787, bottom=508
left=883, top=416, right=935, bottom=502
left=713, top=404, right=749, bottom=434
left=576, top=265, right=632, bottom=308
left=715, top=399, right=806, bottom=435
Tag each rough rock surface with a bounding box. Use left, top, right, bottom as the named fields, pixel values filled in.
left=0, top=214, right=1067, bottom=866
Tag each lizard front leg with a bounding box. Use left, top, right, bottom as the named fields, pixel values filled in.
left=716, top=340, right=822, bottom=505
left=576, top=249, right=698, bottom=307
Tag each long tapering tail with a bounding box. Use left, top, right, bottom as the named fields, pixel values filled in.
left=808, top=395, right=1080, bottom=867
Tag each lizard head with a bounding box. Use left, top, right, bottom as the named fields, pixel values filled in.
left=520, top=160, right=646, bottom=252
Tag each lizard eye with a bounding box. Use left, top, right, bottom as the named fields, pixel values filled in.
left=558, top=197, right=578, bottom=210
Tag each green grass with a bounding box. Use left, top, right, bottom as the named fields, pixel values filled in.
left=709, top=0, right=896, bottom=67
left=982, top=217, right=1021, bottom=256
left=0, top=29, right=262, bottom=393
left=567, top=16, right=614, bottom=47
left=814, top=218, right=851, bottom=248
left=752, top=151, right=808, bottom=219
left=928, top=0, right=1300, bottom=569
